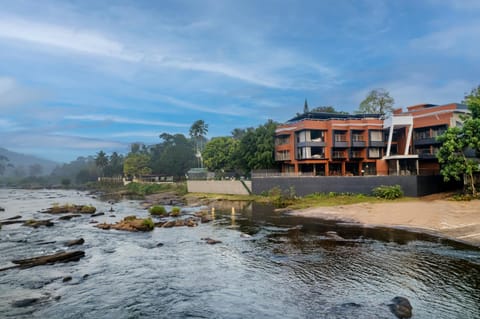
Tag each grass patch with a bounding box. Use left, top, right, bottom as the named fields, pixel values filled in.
left=170, top=207, right=181, bottom=217
left=142, top=217, right=155, bottom=231
left=149, top=205, right=167, bottom=216
left=372, top=185, right=404, bottom=200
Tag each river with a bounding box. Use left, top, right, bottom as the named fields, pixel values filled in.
left=0, top=189, right=479, bottom=318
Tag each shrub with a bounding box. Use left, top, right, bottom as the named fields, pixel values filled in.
left=149, top=205, right=167, bottom=216
left=124, top=215, right=137, bottom=221
left=170, top=207, right=181, bottom=217
left=142, top=217, right=155, bottom=231
left=80, top=205, right=96, bottom=214
left=372, top=185, right=403, bottom=200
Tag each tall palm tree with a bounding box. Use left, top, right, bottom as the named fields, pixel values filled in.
left=189, top=120, right=208, bottom=167
left=95, top=150, right=109, bottom=177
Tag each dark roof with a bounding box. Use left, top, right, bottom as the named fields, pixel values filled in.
left=286, top=112, right=383, bottom=123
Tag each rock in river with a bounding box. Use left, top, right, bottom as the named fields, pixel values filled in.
left=388, top=296, right=412, bottom=319
left=95, top=216, right=154, bottom=232
left=42, top=204, right=96, bottom=215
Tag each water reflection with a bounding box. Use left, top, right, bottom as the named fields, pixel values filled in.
left=0, top=189, right=479, bottom=318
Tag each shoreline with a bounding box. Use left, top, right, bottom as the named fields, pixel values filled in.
left=288, top=199, right=480, bottom=248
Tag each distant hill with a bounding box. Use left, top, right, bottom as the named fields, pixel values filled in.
left=0, top=147, right=59, bottom=177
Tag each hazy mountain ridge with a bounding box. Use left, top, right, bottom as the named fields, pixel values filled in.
left=0, top=147, right=59, bottom=177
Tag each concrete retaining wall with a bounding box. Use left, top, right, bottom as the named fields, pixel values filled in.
left=187, top=180, right=252, bottom=195
left=252, top=175, right=459, bottom=197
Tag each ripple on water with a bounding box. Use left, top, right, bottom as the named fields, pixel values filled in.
left=0, top=189, right=479, bottom=318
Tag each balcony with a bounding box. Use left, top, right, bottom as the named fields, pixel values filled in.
left=297, top=140, right=326, bottom=147
left=350, top=150, right=363, bottom=159
left=297, top=154, right=325, bottom=160
left=334, top=135, right=348, bottom=148
left=275, top=151, right=290, bottom=161
left=332, top=150, right=347, bottom=159
left=414, top=137, right=440, bottom=146
left=351, top=134, right=366, bottom=147
left=415, top=149, right=437, bottom=159
left=369, top=140, right=384, bottom=147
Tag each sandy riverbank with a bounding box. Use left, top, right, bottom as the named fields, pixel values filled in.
left=290, top=199, right=480, bottom=247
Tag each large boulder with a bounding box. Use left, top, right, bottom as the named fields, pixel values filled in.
left=388, top=296, right=412, bottom=319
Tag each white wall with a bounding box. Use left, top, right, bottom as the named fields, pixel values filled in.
left=187, top=180, right=252, bottom=195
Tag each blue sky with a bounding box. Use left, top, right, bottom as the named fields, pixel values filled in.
left=0, top=0, right=479, bottom=162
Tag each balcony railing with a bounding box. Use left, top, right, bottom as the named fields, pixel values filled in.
left=275, top=152, right=291, bottom=161
left=297, top=154, right=325, bottom=160
left=334, top=135, right=348, bottom=148
left=332, top=151, right=347, bottom=159
left=350, top=151, right=363, bottom=158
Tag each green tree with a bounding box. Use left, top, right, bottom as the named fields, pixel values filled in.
left=153, top=133, right=195, bottom=177
left=123, top=153, right=152, bottom=178
left=236, top=120, right=278, bottom=172
left=437, top=85, right=480, bottom=196
left=104, top=152, right=124, bottom=177
left=95, top=150, right=109, bottom=176
left=231, top=128, right=247, bottom=140
left=189, top=120, right=208, bottom=167
left=358, top=88, right=394, bottom=114
left=203, top=137, right=239, bottom=172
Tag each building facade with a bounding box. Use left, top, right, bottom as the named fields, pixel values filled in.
left=275, top=103, right=470, bottom=176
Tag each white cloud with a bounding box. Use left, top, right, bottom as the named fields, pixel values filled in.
left=352, top=76, right=473, bottom=109
left=0, top=14, right=338, bottom=90
left=0, top=76, right=45, bottom=110
left=0, top=132, right=126, bottom=150
left=410, top=24, right=480, bottom=57
left=64, top=114, right=189, bottom=127
left=0, top=16, right=141, bottom=62
left=109, top=131, right=163, bottom=138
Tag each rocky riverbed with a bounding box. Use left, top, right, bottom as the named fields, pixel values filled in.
left=0, top=188, right=479, bottom=318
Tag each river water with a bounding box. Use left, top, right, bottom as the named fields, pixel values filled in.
left=0, top=189, right=479, bottom=318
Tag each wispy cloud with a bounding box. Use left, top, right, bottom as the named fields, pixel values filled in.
left=0, top=13, right=338, bottom=90
left=410, top=24, right=480, bottom=57
left=0, top=16, right=141, bottom=62
left=0, top=132, right=126, bottom=150
left=64, top=114, right=189, bottom=127
left=0, top=76, right=45, bottom=110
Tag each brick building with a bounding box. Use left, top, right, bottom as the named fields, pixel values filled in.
left=275, top=103, right=470, bottom=176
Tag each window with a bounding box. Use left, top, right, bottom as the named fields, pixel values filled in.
left=275, top=135, right=290, bottom=146
left=370, top=131, right=383, bottom=142
left=368, top=148, right=381, bottom=158
left=275, top=150, right=290, bottom=161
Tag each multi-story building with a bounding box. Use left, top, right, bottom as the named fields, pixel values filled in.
left=275, top=103, right=470, bottom=176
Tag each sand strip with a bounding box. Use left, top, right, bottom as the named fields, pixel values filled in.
left=289, top=199, right=480, bottom=248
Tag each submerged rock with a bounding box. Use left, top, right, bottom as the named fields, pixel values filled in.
left=65, top=238, right=84, bottom=247
left=91, top=212, right=105, bottom=217
left=202, top=237, right=222, bottom=245
left=62, top=276, right=72, bottom=282
left=58, top=214, right=81, bottom=220
left=11, top=298, right=40, bottom=308
left=324, top=231, right=345, bottom=241
left=1, top=251, right=86, bottom=271
left=23, top=219, right=54, bottom=228
left=42, top=204, right=96, bottom=215
left=388, top=296, right=412, bottom=319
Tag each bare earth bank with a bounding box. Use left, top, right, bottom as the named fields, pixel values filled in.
left=289, top=199, right=480, bottom=247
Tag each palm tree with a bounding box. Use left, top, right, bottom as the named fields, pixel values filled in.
left=95, top=150, right=109, bottom=177
left=189, top=120, right=208, bottom=167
